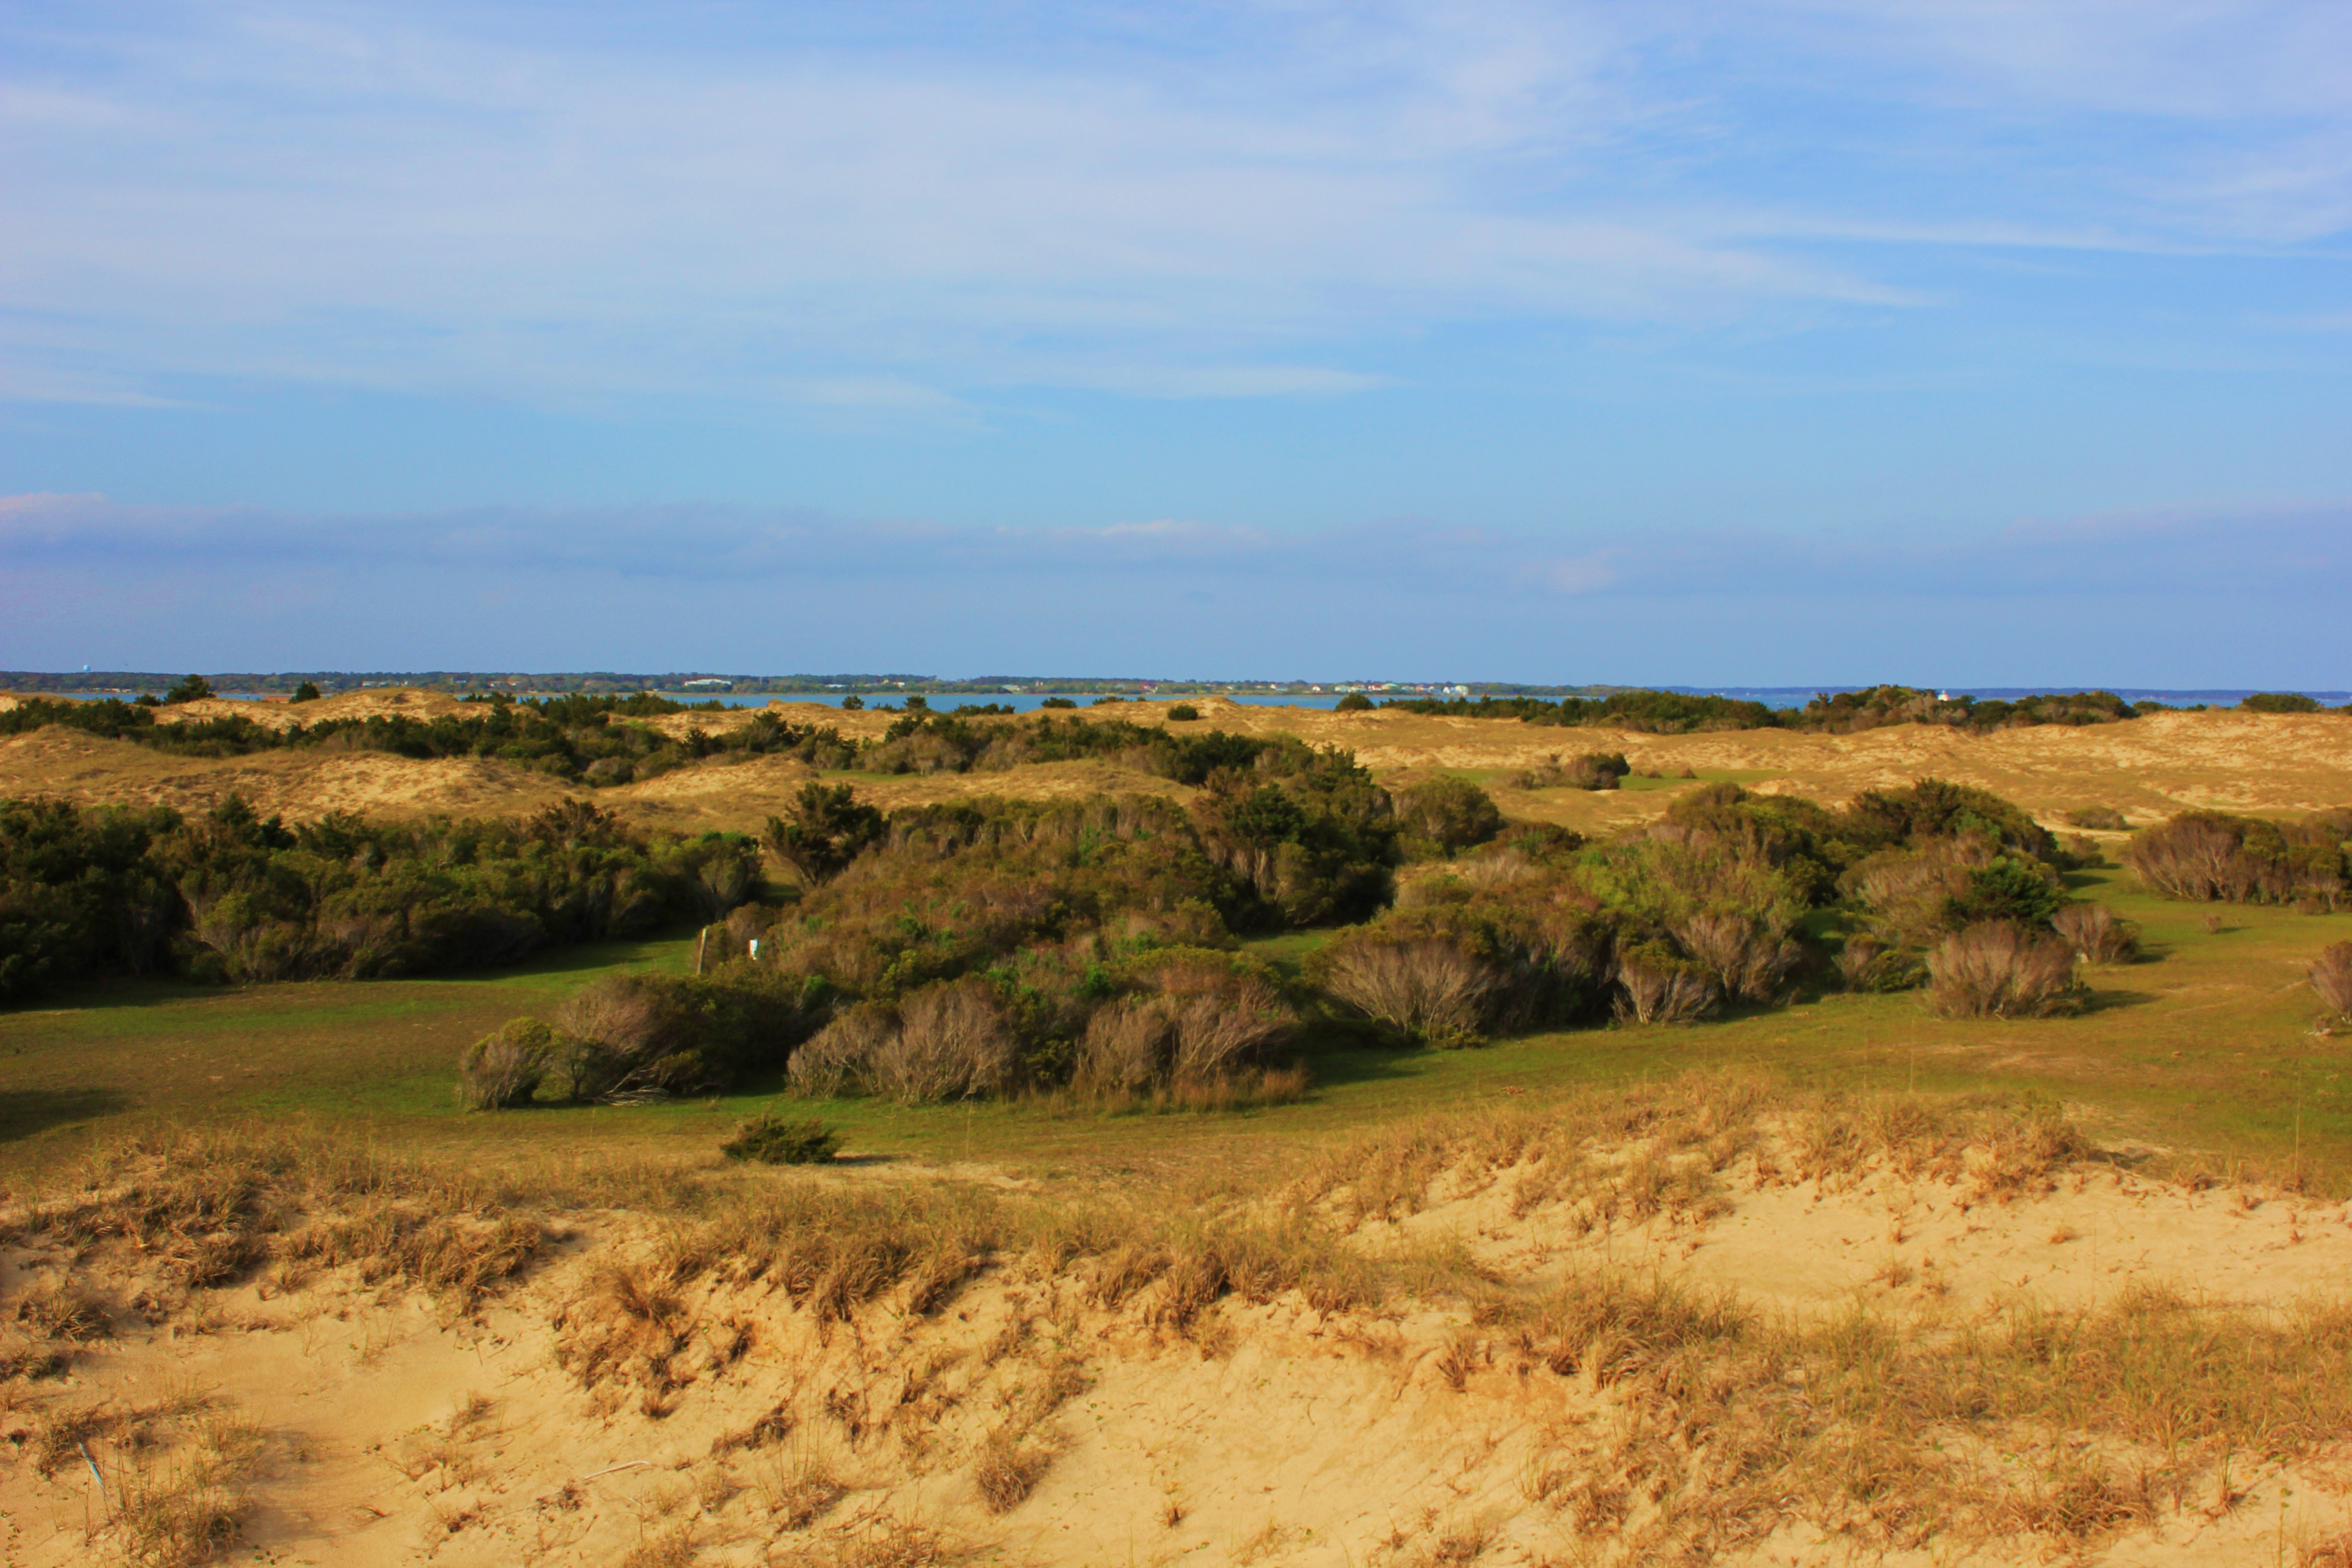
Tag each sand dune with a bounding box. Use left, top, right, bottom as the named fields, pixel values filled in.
left=4, top=694, right=2346, bottom=837
left=6, top=1127, right=2347, bottom=1567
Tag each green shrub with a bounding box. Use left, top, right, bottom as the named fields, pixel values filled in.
left=1166, top=703, right=1201, bottom=722
left=2065, top=805, right=2130, bottom=831
left=1334, top=692, right=1374, bottom=712
left=1392, top=775, right=1505, bottom=859
left=456, top=1018, right=555, bottom=1109
left=164, top=674, right=214, bottom=705
left=1040, top=697, right=1078, bottom=709
left=720, top=1113, right=840, bottom=1165
left=289, top=681, right=322, bottom=703
left=2241, top=692, right=2322, bottom=714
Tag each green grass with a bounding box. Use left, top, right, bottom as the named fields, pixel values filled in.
left=5, top=867, right=2348, bottom=1190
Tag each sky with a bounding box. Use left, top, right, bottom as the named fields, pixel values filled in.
left=2, top=0, right=2348, bottom=684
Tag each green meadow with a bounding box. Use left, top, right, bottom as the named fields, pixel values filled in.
left=7, top=864, right=2346, bottom=1191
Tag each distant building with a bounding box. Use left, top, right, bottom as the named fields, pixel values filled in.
left=683, top=678, right=732, bottom=690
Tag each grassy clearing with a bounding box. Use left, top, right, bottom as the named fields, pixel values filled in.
left=3, top=868, right=2350, bottom=1191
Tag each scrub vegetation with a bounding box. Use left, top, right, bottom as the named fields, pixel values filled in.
left=8, top=696, right=2352, bottom=1565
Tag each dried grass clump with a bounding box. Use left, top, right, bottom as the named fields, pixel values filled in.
left=2312, top=940, right=2352, bottom=1022
left=973, top=1428, right=1053, bottom=1513
left=456, top=1017, right=554, bottom=1109
left=23, top=1125, right=537, bottom=1308
left=2051, top=903, right=2141, bottom=965
left=1925, top=922, right=2080, bottom=1019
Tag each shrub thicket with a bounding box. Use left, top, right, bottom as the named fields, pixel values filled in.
left=2123, top=810, right=2349, bottom=907
left=2241, top=692, right=2323, bottom=714
left=0, top=794, right=755, bottom=1002
left=1166, top=703, right=1200, bottom=722
left=1334, top=692, right=1374, bottom=711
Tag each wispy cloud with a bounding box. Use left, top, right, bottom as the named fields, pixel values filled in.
left=7, top=1, right=2343, bottom=412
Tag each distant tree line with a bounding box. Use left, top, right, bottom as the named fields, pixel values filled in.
left=1378, top=685, right=2346, bottom=735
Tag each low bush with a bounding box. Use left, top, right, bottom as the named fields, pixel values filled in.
left=552, top=969, right=818, bottom=1100
left=456, top=1018, right=554, bottom=1109
left=1334, top=692, right=1374, bottom=712
left=2052, top=903, right=2140, bottom=964
left=2312, top=941, right=2352, bottom=1022
left=1668, top=910, right=1800, bottom=1003
left=789, top=977, right=1013, bottom=1103
left=2065, top=805, right=2130, bottom=830
left=1166, top=703, right=1200, bottom=722
left=720, top=1114, right=839, bottom=1165
left=1832, top=935, right=1910, bottom=992
left=1924, top=922, right=2080, bottom=1019
left=2241, top=692, right=2323, bottom=714
left=1312, top=936, right=1499, bottom=1048
left=1514, top=752, right=1630, bottom=791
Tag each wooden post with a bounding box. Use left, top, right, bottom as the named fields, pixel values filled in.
left=695, top=927, right=708, bottom=976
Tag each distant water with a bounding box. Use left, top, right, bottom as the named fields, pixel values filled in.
left=657, top=691, right=1361, bottom=712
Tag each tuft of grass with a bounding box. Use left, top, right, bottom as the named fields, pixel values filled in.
left=972, top=1428, right=1052, bottom=1513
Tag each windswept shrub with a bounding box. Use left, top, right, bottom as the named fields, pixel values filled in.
left=2241, top=691, right=2323, bottom=714
left=2065, top=805, right=2130, bottom=831
left=2052, top=903, right=2140, bottom=964
left=2311, top=941, right=2352, bottom=1022
left=1166, top=703, right=1200, bottom=722
left=456, top=1018, right=554, bottom=1109
left=1924, top=922, right=2080, bottom=1019
left=1334, top=692, right=1374, bottom=712
left=789, top=978, right=1014, bottom=1103
left=2124, top=810, right=2348, bottom=906
left=1392, top=775, right=1504, bottom=859
left=1668, top=910, right=1800, bottom=1003
left=1614, top=945, right=1717, bottom=1024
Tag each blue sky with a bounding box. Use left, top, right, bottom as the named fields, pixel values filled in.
left=2, top=0, right=2348, bottom=682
